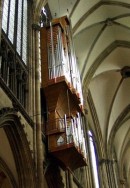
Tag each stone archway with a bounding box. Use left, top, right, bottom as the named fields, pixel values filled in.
left=0, top=107, right=35, bottom=188
left=0, top=157, right=17, bottom=188
left=0, top=171, right=12, bottom=188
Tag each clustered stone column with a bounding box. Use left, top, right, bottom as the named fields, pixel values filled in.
left=32, top=22, right=44, bottom=187
left=85, top=164, right=93, bottom=188
left=99, top=159, right=109, bottom=188
left=99, top=159, right=119, bottom=188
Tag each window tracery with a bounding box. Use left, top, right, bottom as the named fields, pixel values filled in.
left=2, top=0, right=28, bottom=64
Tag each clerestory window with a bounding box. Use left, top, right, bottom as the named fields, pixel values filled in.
left=2, top=0, right=28, bottom=64
left=88, top=130, right=100, bottom=188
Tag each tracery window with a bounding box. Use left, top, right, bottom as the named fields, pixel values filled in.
left=2, top=0, right=28, bottom=63
left=1, top=0, right=28, bottom=107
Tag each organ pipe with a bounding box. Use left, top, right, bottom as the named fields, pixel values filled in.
left=50, top=22, right=56, bottom=78
left=54, top=113, right=87, bottom=160
left=46, top=21, right=83, bottom=106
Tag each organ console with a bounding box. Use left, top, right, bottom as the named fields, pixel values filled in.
left=40, top=16, right=87, bottom=170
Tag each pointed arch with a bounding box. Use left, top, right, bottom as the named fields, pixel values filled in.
left=0, top=157, right=18, bottom=188
left=0, top=107, right=35, bottom=188
left=107, top=104, right=130, bottom=157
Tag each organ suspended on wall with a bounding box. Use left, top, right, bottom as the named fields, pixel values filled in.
left=40, top=16, right=87, bottom=170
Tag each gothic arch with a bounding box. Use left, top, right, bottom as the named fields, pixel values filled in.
left=0, top=107, right=35, bottom=188
left=87, top=90, right=105, bottom=159
left=0, top=157, right=18, bottom=187
left=107, top=104, right=130, bottom=157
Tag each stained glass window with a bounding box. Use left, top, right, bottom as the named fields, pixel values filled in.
left=2, top=0, right=9, bottom=33
left=88, top=130, right=100, bottom=188
left=2, top=0, right=28, bottom=64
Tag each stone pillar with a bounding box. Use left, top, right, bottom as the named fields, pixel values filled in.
left=29, top=7, right=37, bottom=179
left=27, top=2, right=34, bottom=118
left=112, top=160, right=119, bottom=188
left=65, top=170, right=70, bottom=188
left=86, top=163, right=93, bottom=188
left=32, top=26, right=37, bottom=180
left=33, top=25, right=44, bottom=187
left=60, top=169, right=67, bottom=188
left=82, top=167, right=89, bottom=188
left=109, top=160, right=119, bottom=188
left=68, top=172, right=73, bottom=188
left=99, top=159, right=120, bottom=188
left=108, top=160, right=117, bottom=188
left=99, top=159, right=109, bottom=188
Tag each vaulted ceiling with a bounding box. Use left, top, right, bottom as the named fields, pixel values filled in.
left=40, top=0, right=130, bottom=184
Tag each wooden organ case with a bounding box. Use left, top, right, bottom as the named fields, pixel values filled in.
left=40, top=16, right=87, bottom=171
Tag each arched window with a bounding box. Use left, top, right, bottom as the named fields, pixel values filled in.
left=88, top=130, right=100, bottom=188
left=2, top=0, right=28, bottom=63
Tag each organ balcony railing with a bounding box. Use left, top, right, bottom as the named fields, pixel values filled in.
left=40, top=16, right=87, bottom=170
left=47, top=115, right=87, bottom=158
left=46, top=115, right=87, bottom=170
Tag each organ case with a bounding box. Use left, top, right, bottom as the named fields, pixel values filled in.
left=40, top=16, right=87, bottom=170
